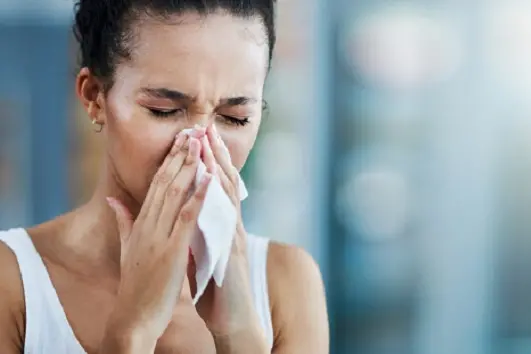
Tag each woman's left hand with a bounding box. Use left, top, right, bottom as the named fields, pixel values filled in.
left=194, top=124, right=268, bottom=353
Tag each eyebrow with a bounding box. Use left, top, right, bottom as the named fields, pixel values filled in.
left=140, top=88, right=191, bottom=101
left=221, top=96, right=258, bottom=106
left=140, top=87, right=257, bottom=106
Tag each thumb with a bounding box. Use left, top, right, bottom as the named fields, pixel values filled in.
left=106, top=197, right=133, bottom=243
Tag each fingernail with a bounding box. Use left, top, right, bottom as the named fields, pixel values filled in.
left=202, top=173, right=212, bottom=184
left=106, top=197, right=117, bottom=209
left=192, top=126, right=206, bottom=139
left=194, top=124, right=206, bottom=133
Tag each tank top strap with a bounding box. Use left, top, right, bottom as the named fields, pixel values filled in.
left=0, top=228, right=85, bottom=353
left=246, top=234, right=274, bottom=350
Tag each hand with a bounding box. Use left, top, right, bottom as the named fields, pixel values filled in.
left=103, top=132, right=212, bottom=350
left=195, top=124, right=268, bottom=350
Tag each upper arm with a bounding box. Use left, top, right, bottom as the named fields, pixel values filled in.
left=267, top=243, right=329, bottom=354
left=0, top=242, right=25, bottom=354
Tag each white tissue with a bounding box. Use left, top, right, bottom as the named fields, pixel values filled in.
left=181, top=128, right=248, bottom=304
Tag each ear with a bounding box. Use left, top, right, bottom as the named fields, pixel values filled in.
left=76, top=67, right=107, bottom=125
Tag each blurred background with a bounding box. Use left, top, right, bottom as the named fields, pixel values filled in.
left=2, top=0, right=531, bottom=353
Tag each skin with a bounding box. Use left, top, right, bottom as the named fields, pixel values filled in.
left=0, top=11, right=328, bottom=354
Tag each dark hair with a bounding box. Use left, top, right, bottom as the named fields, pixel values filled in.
left=73, top=0, right=276, bottom=89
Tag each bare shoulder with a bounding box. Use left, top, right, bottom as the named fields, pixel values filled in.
left=267, top=241, right=323, bottom=292
left=266, top=242, right=325, bottom=310
left=266, top=241, right=329, bottom=353
left=0, top=239, right=25, bottom=353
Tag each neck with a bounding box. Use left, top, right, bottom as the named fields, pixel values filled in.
left=65, top=161, right=142, bottom=278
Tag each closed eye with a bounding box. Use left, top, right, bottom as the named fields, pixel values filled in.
left=147, top=108, right=185, bottom=118
left=217, top=114, right=250, bottom=127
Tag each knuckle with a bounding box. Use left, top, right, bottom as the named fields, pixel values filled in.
left=155, top=171, right=171, bottom=185
left=184, top=156, right=198, bottom=167
left=180, top=141, right=190, bottom=152
left=166, top=184, right=182, bottom=198
left=178, top=208, right=194, bottom=224
left=168, top=144, right=179, bottom=157
left=225, top=179, right=235, bottom=195
left=179, top=144, right=190, bottom=157
left=194, top=187, right=207, bottom=201
left=228, top=169, right=239, bottom=185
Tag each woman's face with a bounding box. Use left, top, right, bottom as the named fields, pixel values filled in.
left=83, top=13, right=269, bottom=203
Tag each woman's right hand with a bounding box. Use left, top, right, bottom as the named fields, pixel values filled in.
left=101, top=131, right=211, bottom=352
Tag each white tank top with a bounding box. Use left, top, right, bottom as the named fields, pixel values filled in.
left=0, top=228, right=273, bottom=353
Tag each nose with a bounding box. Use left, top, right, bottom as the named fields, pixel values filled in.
left=187, top=111, right=215, bottom=129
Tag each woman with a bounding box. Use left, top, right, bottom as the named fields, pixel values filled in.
left=0, top=0, right=328, bottom=353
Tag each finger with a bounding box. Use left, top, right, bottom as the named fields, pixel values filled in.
left=144, top=133, right=191, bottom=221
left=190, top=124, right=206, bottom=139
left=200, top=134, right=217, bottom=176
left=170, top=172, right=212, bottom=247
left=138, top=132, right=187, bottom=220
left=106, top=197, right=134, bottom=244
left=216, top=164, right=239, bottom=207
left=231, top=220, right=247, bottom=257
left=157, top=137, right=202, bottom=234
left=206, top=124, right=239, bottom=186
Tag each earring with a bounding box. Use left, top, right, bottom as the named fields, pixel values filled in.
left=92, top=119, right=103, bottom=133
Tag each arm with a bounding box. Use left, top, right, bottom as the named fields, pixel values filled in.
left=0, top=242, right=26, bottom=354
left=268, top=243, right=329, bottom=354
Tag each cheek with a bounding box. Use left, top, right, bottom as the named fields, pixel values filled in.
left=104, top=99, right=179, bottom=182
left=222, top=131, right=257, bottom=171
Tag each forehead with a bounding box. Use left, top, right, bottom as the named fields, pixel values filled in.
left=117, top=12, right=269, bottom=97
